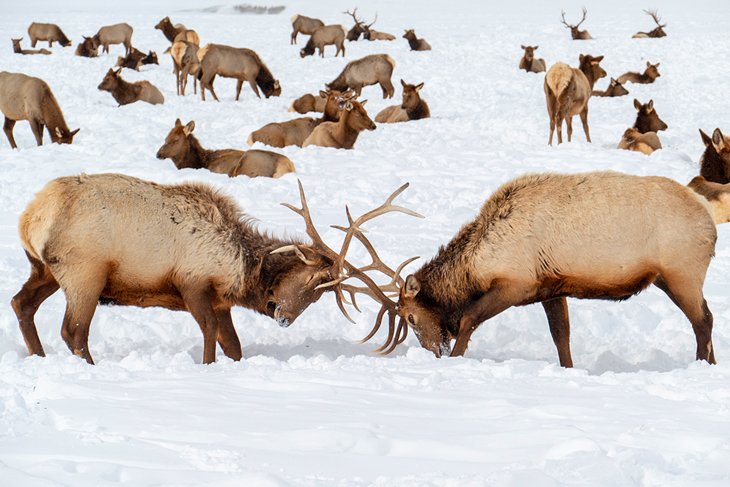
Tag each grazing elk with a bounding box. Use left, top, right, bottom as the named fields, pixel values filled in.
left=699, top=128, right=730, bottom=184
left=97, top=68, right=164, bottom=106
left=93, top=23, right=133, bottom=56
left=343, top=8, right=367, bottom=41
left=12, top=38, right=50, bottom=55
left=12, top=174, right=415, bottom=364
left=290, top=14, right=324, bottom=44
left=74, top=36, right=99, bottom=57
left=617, top=62, right=661, bottom=85
left=27, top=22, right=71, bottom=48
left=197, top=44, right=281, bottom=101
left=633, top=9, right=667, bottom=38
left=403, top=29, right=431, bottom=51
left=544, top=54, right=606, bottom=144
left=519, top=45, right=545, bottom=73
left=326, top=54, right=396, bottom=98
left=300, top=25, right=347, bottom=58
left=617, top=127, right=662, bottom=155
left=248, top=90, right=344, bottom=148
left=154, top=17, right=200, bottom=45
left=375, top=80, right=430, bottom=123
left=560, top=8, right=593, bottom=40
left=171, top=41, right=200, bottom=96
left=358, top=171, right=724, bottom=367
left=289, top=92, right=328, bottom=114
left=116, top=48, right=159, bottom=71
left=0, top=71, right=79, bottom=149
left=632, top=99, right=667, bottom=134
left=592, top=78, right=629, bottom=97
left=157, top=119, right=294, bottom=178
left=303, top=92, right=376, bottom=149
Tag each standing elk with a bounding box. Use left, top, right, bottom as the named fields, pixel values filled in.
left=544, top=54, right=606, bottom=144
left=171, top=41, right=200, bottom=96
left=519, top=45, right=545, bottom=73
left=617, top=127, right=662, bottom=155
left=303, top=92, right=376, bottom=149
left=74, top=36, right=99, bottom=57
left=97, top=68, right=164, bottom=106
left=154, top=17, right=200, bottom=45
left=300, top=25, right=347, bottom=58
left=699, top=128, right=730, bottom=184
left=617, top=62, right=661, bottom=85
left=633, top=9, right=667, bottom=38
left=12, top=38, right=50, bottom=55
left=116, top=48, right=159, bottom=71
left=0, top=71, right=79, bottom=149
left=27, top=22, right=71, bottom=48
left=197, top=44, right=281, bottom=101
left=290, top=14, right=324, bottom=45
left=357, top=171, right=724, bottom=367
left=560, top=8, right=593, bottom=40
left=375, top=80, right=430, bottom=123
left=157, top=119, right=295, bottom=178
left=403, top=29, right=431, bottom=51
left=12, top=174, right=417, bottom=364
left=93, top=23, right=133, bottom=56
left=326, top=53, right=396, bottom=99
left=632, top=99, right=667, bottom=134
left=248, top=90, right=345, bottom=148
left=592, top=78, right=629, bottom=97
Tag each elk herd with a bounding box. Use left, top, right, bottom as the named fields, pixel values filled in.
left=4, top=7, right=730, bottom=371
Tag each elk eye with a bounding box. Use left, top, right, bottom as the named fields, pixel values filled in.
left=407, top=314, right=415, bottom=325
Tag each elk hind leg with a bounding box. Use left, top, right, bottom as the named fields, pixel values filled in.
left=580, top=107, right=591, bottom=143
left=3, top=117, right=18, bottom=149
left=542, top=297, right=573, bottom=367
left=565, top=116, right=574, bottom=142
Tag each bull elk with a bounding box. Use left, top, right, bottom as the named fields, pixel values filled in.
left=300, top=25, right=347, bottom=58
left=74, top=36, right=99, bottom=57
left=248, top=90, right=344, bottom=148
left=359, top=13, right=395, bottom=41
left=97, top=68, right=164, bottom=106
left=633, top=9, right=667, bottom=38
left=290, top=14, right=324, bottom=44
left=519, top=45, right=545, bottom=73
left=157, top=119, right=294, bottom=178
left=116, top=48, right=159, bottom=71
left=197, top=44, right=281, bottom=101
left=27, top=22, right=71, bottom=48
left=12, top=38, right=50, bottom=55
left=343, top=8, right=366, bottom=41
left=12, top=175, right=419, bottom=364
left=544, top=54, right=606, bottom=144
left=632, top=99, right=668, bottom=134
left=617, top=127, right=662, bottom=155
left=592, top=78, right=629, bottom=97
left=303, top=92, right=376, bottom=149
left=93, top=23, right=133, bottom=56
left=171, top=41, right=200, bottom=96
left=617, top=62, right=661, bottom=85
left=375, top=80, right=430, bottom=123
left=358, top=171, right=725, bottom=368
left=699, top=128, right=730, bottom=184
left=403, top=29, right=431, bottom=51
left=0, top=71, right=79, bottom=149
left=326, top=53, right=396, bottom=98
left=560, top=8, right=593, bottom=40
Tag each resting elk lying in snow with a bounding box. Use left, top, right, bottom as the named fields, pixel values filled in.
left=248, top=89, right=344, bottom=148
left=27, top=22, right=71, bottom=48
left=591, top=78, right=629, bottom=97
left=74, top=36, right=99, bottom=57
left=326, top=53, right=396, bottom=98
left=544, top=54, right=606, bottom=144
left=699, top=128, right=730, bottom=184
left=617, top=62, right=661, bottom=85
left=560, top=8, right=593, bottom=40
left=519, top=45, right=545, bottom=73
left=116, top=48, right=159, bottom=71
left=290, top=14, right=324, bottom=44
left=356, top=171, right=726, bottom=367
left=12, top=175, right=419, bottom=364
left=303, top=91, right=376, bottom=149
left=632, top=99, right=668, bottom=134
left=617, top=127, right=662, bottom=155
left=197, top=44, right=281, bottom=101
left=633, top=9, right=667, bottom=38
left=93, top=23, right=133, bottom=56
left=289, top=92, right=328, bottom=114
left=361, top=15, right=395, bottom=41
left=98, top=68, right=164, bottom=106
left=0, top=71, right=79, bottom=149
left=12, top=38, right=50, bottom=55
left=402, top=29, right=431, bottom=51
left=157, top=119, right=295, bottom=178
left=375, top=80, right=430, bottom=123
left=300, top=24, right=347, bottom=58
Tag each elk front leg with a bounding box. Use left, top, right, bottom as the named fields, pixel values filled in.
left=3, top=117, right=18, bottom=149
left=542, top=297, right=573, bottom=367
left=215, top=308, right=243, bottom=361
left=180, top=285, right=219, bottom=364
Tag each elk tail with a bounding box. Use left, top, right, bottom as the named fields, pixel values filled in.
left=545, top=62, right=572, bottom=98
left=246, top=133, right=254, bottom=145
left=688, top=176, right=730, bottom=225
left=384, top=54, right=396, bottom=71
left=291, top=14, right=300, bottom=23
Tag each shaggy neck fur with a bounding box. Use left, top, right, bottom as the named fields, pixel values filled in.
left=406, top=99, right=430, bottom=120
left=158, top=20, right=180, bottom=42
left=578, top=59, right=601, bottom=88
left=700, top=146, right=730, bottom=184
left=332, top=110, right=363, bottom=149
left=39, top=90, right=71, bottom=141
left=104, top=77, right=141, bottom=106
left=173, top=134, right=208, bottom=169
left=405, top=34, right=420, bottom=50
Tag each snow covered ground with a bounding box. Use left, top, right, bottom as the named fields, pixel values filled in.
left=1, top=0, right=730, bottom=485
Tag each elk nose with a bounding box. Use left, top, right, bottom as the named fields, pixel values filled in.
left=274, top=304, right=291, bottom=328
left=155, top=149, right=164, bottom=159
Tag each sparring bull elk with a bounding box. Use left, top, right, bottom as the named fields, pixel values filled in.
left=12, top=175, right=420, bottom=364
left=561, top=8, right=593, bottom=40
left=633, top=9, right=667, bottom=38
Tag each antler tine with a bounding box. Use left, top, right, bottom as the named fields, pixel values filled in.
left=560, top=10, right=571, bottom=27
left=367, top=12, right=378, bottom=28
left=280, top=179, right=334, bottom=257
left=644, top=9, right=665, bottom=27
left=378, top=317, right=408, bottom=355
left=577, top=7, right=588, bottom=27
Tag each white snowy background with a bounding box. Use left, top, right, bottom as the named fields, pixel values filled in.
left=1, top=0, right=730, bottom=485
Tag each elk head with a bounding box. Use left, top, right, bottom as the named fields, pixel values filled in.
left=145, top=51, right=159, bottom=65
left=607, top=78, right=629, bottom=96
left=520, top=45, right=538, bottom=63
left=156, top=118, right=193, bottom=161
left=578, top=54, right=606, bottom=85
left=400, top=79, right=424, bottom=111
left=320, top=88, right=349, bottom=121
left=707, top=128, right=730, bottom=161
left=633, top=99, right=668, bottom=132
left=97, top=68, right=122, bottom=92
left=403, top=29, right=416, bottom=41
left=344, top=8, right=365, bottom=41
left=561, top=8, right=590, bottom=39
left=51, top=126, right=80, bottom=145
left=155, top=16, right=172, bottom=31
left=338, top=94, right=376, bottom=132
left=361, top=12, right=378, bottom=40
left=645, top=61, right=661, bottom=79
left=644, top=9, right=667, bottom=37
left=11, top=37, right=22, bottom=50
left=265, top=80, right=282, bottom=98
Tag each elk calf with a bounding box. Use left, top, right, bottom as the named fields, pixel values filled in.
left=561, top=8, right=593, bottom=40
left=519, top=45, right=545, bottom=73
left=12, top=38, right=50, bottom=55
left=74, top=36, right=99, bottom=57
left=632, top=99, right=667, bottom=133
left=375, top=80, right=430, bottom=123
left=544, top=54, right=606, bottom=144
left=303, top=93, right=376, bottom=149
left=27, top=22, right=71, bottom=48
left=592, top=78, right=629, bottom=97
left=618, top=62, right=661, bottom=85
left=93, top=23, right=133, bottom=56
left=300, top=25, right=347, bottom=58
left=157, top=119, right=294, bottom=178
left=0, top=71, right=79, bottom=149
left=326, top=54, right=396, bottom=99
left=618, top=127, right=662, bottom=155
left=403, top=29, right=431, bottom=51
left=198, top=44, right=281, bottom=101
left=699, top=128, right=730, bottom=184
left=97, top=68, right=164, bottom=106
left=291, top=14, right=324, bottom=44
left=116, top=48, right=158, bottom=71
left=633, top=9, right=667, bottom=38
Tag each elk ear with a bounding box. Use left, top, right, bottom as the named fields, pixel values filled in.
left=70, top=128, right=80, bottom=137
left=55, top=127, right=62, bottom=138
left=655, top=62, right=660, bottom=68
left=647, top=99, right=654, bottom=112
left=345, top=101, right=354, bottom=111
left=579, top=54, right=585, bottom=63
left=647, top=61, right=651, bottom=68
left=415, top=82, right=424, bottom=92
left=183, top=121, right=195, bottom=135
left=400, top=79, right=406, bottom=88
left=633, top=98, right=641, bottom=110
left=404, top=275, right=420, bottom=298
left=174, top=118, right=182, bottom=127
left=699, top=129, right=712, bottom=147
left=114, top=67, right=122, bottom=76
left=520, top=44, right=526, bottom=49
left=712, top=128, right=726, bottom=152
left=319, top=90, right=328, bottom=98
left=594, top=55, right=604, bottom=62
left=360, top=100, right=367, bottom=107
left=534, top=45, right=538, bottom=50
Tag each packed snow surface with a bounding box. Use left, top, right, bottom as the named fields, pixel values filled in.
left=1, top=0, right=730, bottom=485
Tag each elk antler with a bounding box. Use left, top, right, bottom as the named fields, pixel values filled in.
left=561, top=8, right=588, bottom=29
left=366, top=12, right=378, bottom=29
left=343, top=7, right=362, bottom=25
left=560, top=10, right=571, bottom=28
left=644, top=9, right=666, bottom=27
left=576, top=7, right=588, bottom=28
